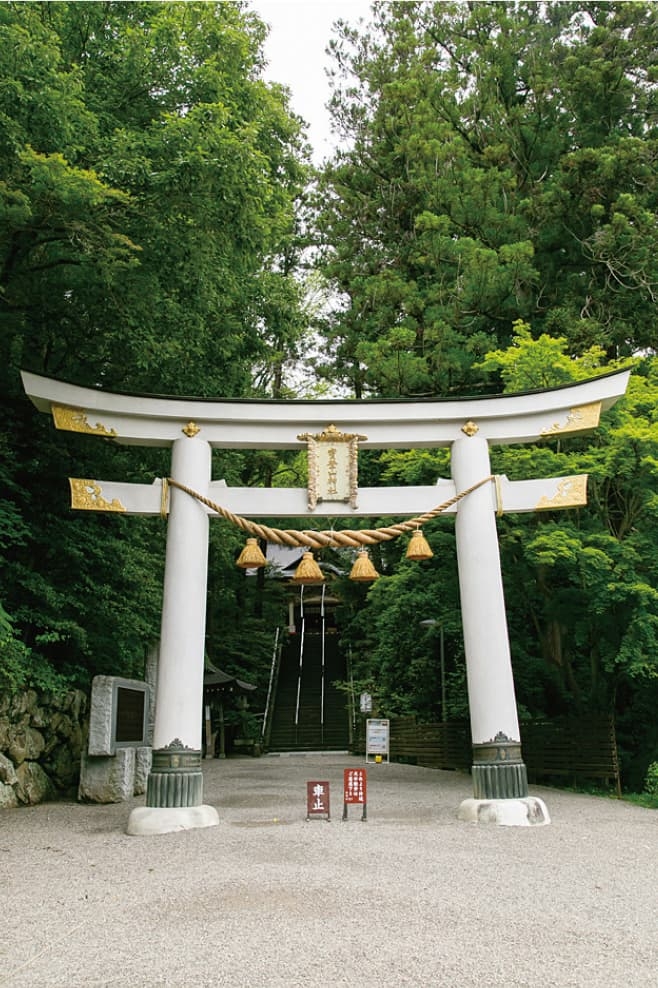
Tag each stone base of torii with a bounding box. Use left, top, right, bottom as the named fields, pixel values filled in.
left=21, top=369, right=630, bottom=834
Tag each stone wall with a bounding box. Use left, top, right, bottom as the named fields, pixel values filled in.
left=0, top=688, right=88, bottom=808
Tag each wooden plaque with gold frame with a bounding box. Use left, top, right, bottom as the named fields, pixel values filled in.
left=297, top=424, right=366, bottom=511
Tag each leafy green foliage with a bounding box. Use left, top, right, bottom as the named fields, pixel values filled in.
left=478, top=326, right=658, bottom=703
left=310, top=0, right=658, bottom=749
left=315, top=2, right=658, bottom=397
left=644, top=762, right=658, bottom=799
left=476, top=319, right=607, bottom=392
left=0, top=600, right=72, bottom=693
left=0, top=2, right=309, bottom=691
left=329, top=324, right=658, bottom=794
left=334, top=525, right=466, bottom=720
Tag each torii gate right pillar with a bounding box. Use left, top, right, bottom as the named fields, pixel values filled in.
left=452, top=434, right=548, bottom=825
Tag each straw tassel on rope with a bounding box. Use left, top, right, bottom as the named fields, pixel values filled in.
left=349, top=550, right=379, bottom=582
left=236, top=538, right=267, bottom=569
left=292, top=551, right=325, bottom=585
left=406, top=528, right=434, bottom=561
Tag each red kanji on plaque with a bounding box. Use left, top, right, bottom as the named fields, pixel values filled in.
left=306, top=780, right=330, bottom=821
left=342, top=768, right=367, bottom=821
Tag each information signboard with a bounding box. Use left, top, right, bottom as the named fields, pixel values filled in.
left=366, top=718, right=390, bottom=762
left=342, top=768, right=367, bottom=821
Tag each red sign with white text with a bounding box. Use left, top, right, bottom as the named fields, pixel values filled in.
left=306, top=780, right=330, bottom=819
left=343, top=768, right=367, bottom=805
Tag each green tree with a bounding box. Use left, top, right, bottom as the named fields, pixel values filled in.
left=482, top=333, right=658, bottom=785
left=475, top=327, right=658, bottom=709
left=1, top=1, right=310, bottom=396
left=315, top=1, right=658, bottom=397
left=331, top=323, right=658, bottom=786
left=336, top=531, right=466, bottom=721
left=0, top=1, right=310, bottom=687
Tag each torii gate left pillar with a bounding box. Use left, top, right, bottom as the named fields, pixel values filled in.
left=21, top=369, right=630, bottom=835
left=130, top=434, right=219, bottom=835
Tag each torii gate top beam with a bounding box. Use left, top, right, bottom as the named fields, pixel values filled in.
left=21, top=369, right=630, bottom=449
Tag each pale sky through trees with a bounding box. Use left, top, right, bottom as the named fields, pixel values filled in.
left=249, top=0, right=373, bottom=163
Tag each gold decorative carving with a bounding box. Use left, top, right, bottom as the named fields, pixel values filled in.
left=540, top=402, right=601, bottom=437
left=297, top=425, right=367, bottom=511
left=305, top=423, right=368, bottom=444
left=69, top=479, right=126, bottom=512
left=535, top=476, right=588, bottom=511
left=462, top=421, right=479, bottom=437
left=182, top=421, right=201, bottom=437
left=52, top=405, right=117, bottom=438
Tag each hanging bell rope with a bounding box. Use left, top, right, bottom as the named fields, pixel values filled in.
left=166, top=475, right=495, bottom=550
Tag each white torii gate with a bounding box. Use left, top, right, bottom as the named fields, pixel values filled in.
left=21, top=368, right=630, bottom=834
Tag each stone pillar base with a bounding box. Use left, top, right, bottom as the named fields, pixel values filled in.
left=126, top=804, right=219, bottom=837
left=458, top=796, right=550, bottom=827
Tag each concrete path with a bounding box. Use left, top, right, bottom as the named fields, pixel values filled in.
left=0, top=754, right=655, bottom=987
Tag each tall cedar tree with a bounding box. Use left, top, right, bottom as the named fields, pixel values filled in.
left=315, top=1, right=658, bottom=397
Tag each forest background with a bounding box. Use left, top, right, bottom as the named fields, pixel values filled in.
left=1, top=1, right=657, bottom=791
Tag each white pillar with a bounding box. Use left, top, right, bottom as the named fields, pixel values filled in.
left=451, top=436, right=520, bottom=744
left=451, top=435, right=549, bottom=826
left=127, top=435, right=219, bottom=836
left=153, top=435, right=210, bottom=751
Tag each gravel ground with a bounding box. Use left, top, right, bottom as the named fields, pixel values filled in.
left=0, top=753, right=656, bottom=988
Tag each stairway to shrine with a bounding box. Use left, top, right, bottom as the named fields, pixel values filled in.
left=268, top=632, right=350, bottom=752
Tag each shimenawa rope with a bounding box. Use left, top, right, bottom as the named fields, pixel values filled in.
left=165, top=475, right=495, bottom=551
